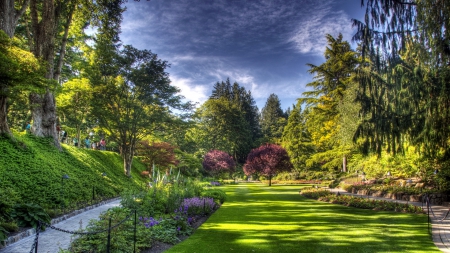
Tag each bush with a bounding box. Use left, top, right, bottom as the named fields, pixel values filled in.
left=11, top=203, right=51, bottom=229
left=201, top=189, right=227, bottom=204
left=180, top=197, right=217, bottom=215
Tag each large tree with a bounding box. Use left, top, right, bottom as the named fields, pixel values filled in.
left=281, top=101, right=314, bottom=172
left=0, top=31, right=45, bottom=136
left=260, top=93, right=286, bottom=143
left=90, top=45, right=190, bottom=176
left=352, top=0, right=450, bottom=158
left=243, top=143, right=293, bottom=186
left=190, top=97, right=252, bottom=162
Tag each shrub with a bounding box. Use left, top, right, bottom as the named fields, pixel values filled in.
left=299, top=187, right=332, bottom=199
left=11, top=203, right=51, bottom=229
left=201, top=189, right=227, bottom=204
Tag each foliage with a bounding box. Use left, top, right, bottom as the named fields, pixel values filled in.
left=202, top=149, right=236, bottom=178
left=190, top=98, right=252, bottom=163
left=281, top=101, right=314, bottom=172
left=300, top=187, right=424, bottom=214
left=260, top=93, right=287, bottom=143
left=120, top=178, right=204, bottom=217
left=209, top=79, right=262, bottom=162
left=201, top=189, right=227, bottom=204
left=136, top=140, right=179, bottom=172
left=89, top=44, right=192, bottom=176
left=243, top=143, right=293, bottom=186
left=10, top=203, right=51, bottom=229
left=0, top=131, right=148, bottom=223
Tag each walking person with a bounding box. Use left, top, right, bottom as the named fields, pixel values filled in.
left=100, top=138, right=106, bottom=150
left=84, top=137, right=90, bottom=149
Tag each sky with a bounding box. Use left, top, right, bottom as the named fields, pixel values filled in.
left=120, top=0, right=366, bottom=111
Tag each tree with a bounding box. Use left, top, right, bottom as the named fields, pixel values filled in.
left=299, top=34, right=358, bottom=172
left=90, top=45, right=190, bottom=176
left=0, top=0, right=29, bottom=38
left=352, top=0, right=450, bottom=158
left=0, top=31, right=45, bottom=136
left=202, top=149, right=236, bottom=178
left=281, top=102, right=314, bottom=172
left=136, top=141, right=179, bottom=175
left=260, top=94, right=286, bottom=143
left=55, top=78, right=92, bottom=143
left=210, top=79, right=261, bottom=161
left=243, top=144, right=293, bottom=186
left=191, top=98, right=252, bottom=162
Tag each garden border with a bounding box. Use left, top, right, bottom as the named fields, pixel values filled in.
left=0, top=197, right=120, bottom=249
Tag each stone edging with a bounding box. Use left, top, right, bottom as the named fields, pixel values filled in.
left=1, top=197, right=120, bottom=248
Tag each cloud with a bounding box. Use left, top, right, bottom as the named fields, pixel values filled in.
left=288, top=7, right=354, bottom=55
left=170, top=75, right=209, bottom=107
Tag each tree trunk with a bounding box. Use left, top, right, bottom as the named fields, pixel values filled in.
left=29, top=0, right=62, bottom=149
left=0, top=0, right=29, bottom=38
left=268, top=174, right=272, bottom=186
left=123, top=148, right=134, bottom=177
left=342, top=155, right=347, bottom=173
left=0, top=94, right=11, bottom=136
left=29, top=91, right=60, bottom=147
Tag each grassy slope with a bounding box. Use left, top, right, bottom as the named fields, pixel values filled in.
left=167, top=183, right=439, bottom=253
left=0, top=132, right=148, bottom=211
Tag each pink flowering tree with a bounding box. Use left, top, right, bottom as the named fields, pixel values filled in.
left=202, top=150, right=236, bottom=178
left=244, top=144, right=293, bottom=186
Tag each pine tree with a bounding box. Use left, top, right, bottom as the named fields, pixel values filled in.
left=260, top=93, right=286, bottom=143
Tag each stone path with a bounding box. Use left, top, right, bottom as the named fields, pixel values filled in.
left=328, top=188, right=450, bottom=253
left=0, top=199, right=121, bottom=253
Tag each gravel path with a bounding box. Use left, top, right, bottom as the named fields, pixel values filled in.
left=0, top=199, right=121, bottom=253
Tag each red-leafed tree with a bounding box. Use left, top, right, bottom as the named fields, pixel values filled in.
left=244, top=144, right=293, bottom=186
left=136, top=141, right=179, bottom=175
left=202, top=150, right=236, bottom=178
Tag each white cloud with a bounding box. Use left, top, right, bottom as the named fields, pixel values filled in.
left=288, top=8, right=354, bottom=55
left=170, top=75, right=209, bottom=107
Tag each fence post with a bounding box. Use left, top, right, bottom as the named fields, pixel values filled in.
left=134, top=209, right=137, bottom=253
left=107, top=217, right=112, bottom=253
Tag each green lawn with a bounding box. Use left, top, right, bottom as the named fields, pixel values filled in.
left=167, top=183, right=439, bottom=253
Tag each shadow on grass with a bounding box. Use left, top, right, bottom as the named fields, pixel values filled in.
left=166, top=183, right=438, bottom=253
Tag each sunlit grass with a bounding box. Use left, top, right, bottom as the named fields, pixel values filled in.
left=166, top=183, right=439, bottom=253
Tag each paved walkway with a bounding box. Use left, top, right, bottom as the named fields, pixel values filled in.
left=0, top=199, right=121, bottom=253
left=328, top=188, right=450, bottom=253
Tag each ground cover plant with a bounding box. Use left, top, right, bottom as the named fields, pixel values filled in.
left=166, top=183, right=439, bottom=253
left=0, top=132, right=149, bottom=242
left=300, top=187, right=424, bottom=213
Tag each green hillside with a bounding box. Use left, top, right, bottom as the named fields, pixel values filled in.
left=0, top=132, right=147, bottom=214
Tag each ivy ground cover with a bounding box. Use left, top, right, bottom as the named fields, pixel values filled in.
left=166, top=183, right=439, bottom=253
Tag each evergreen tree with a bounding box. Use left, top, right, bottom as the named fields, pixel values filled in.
left=260, top=94, right=286, bottom=143
left=352, top=0, right=450, bottom=158
left=281, top=102, right=314, bottom=172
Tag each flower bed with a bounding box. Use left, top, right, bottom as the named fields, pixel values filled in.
left=300, top=187, right=424, bottom=214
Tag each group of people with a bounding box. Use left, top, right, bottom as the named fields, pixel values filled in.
left=83, top=137, right=107, bottom=150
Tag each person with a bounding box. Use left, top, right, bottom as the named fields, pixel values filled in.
left=61, top=130, right=67, bottom=143
left=73, top=137, right=78, bottom=147
left=84, top=137, right=90, bottom=149
left=25, top=122, right=31, bottom=133
left=92, top=142, right=97, bottom=150
left=100, top=138, right=106, bottom=150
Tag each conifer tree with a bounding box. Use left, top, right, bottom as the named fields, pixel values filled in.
left=260, top=93, right=286, bottom=143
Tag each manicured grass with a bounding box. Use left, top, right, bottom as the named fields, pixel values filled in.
left=167, top=183, right=439, bottom=253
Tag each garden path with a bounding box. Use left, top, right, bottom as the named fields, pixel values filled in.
left=328, top=188, right=450, bottom=253
left=0, top=199, right=121, bottom=253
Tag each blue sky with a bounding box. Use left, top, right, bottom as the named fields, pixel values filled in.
left=120, top=0, right=365, bottom=111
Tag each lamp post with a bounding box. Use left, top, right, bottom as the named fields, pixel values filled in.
left=61, top=174, right=69, bottom=213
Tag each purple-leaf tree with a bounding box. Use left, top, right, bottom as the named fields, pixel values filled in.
left=244, top=143, right=293, bottom=186
left=202, top=150, right=236, bottom=178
